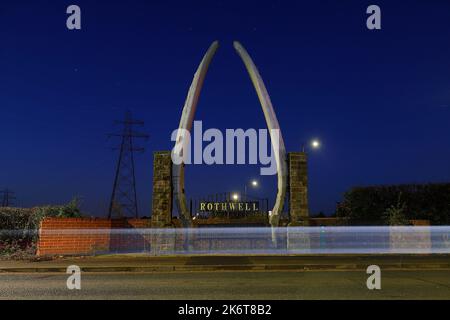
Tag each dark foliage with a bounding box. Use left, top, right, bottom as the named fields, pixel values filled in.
left=336, top=183, right=450, bottom=225
left=0, top=198, right=83, bottom=259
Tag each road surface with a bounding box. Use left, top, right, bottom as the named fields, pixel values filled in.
left=1, top=270, right=449, bottom=300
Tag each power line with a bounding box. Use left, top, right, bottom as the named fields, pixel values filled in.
left=108, top=111, right=148, bottom=219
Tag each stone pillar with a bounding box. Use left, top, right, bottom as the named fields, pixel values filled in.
left=288, top=152, right=309, bottom=226
left=151, top=151, right=173, bottom=228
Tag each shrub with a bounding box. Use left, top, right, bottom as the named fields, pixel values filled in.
left=0, top=198, right=83, bottom=259
left=383, top=194, right=410, bottom=226
left=336, top=183, right=450, bottom=225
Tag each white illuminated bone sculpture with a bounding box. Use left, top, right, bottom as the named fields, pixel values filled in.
left=233, top=41, right=287, bottom=223
left=172, top=41, right=287, bottom=226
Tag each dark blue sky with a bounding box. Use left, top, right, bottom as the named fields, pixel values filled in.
left=1, top=0, right=450, bottom=217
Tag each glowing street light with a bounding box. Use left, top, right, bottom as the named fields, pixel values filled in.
left=302, top=139, right=322, bottom=152
left=245, top=179, right=259, bottom=201
left=232, top=193, right=240, bottom=201
left=311, top=139, right=321, bottom=149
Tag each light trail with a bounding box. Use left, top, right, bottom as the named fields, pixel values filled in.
left=4, top=226, right=448, bottom=255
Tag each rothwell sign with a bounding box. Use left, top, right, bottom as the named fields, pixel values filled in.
left=199, top=201, right=260, bottom=214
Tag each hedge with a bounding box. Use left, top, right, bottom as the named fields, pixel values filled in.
left=336, top=183, right=450, bottom=225
left=0, top=199, right=83, bottom=259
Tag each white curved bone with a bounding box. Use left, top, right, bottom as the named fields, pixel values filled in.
left=173, top=41, right=219, bottom=226
left=172, top=41, right=287, bottom=225
left=233, top=41, right=287, bottom=220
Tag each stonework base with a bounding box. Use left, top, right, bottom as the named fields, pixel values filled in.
left=151, top=151, right=173, bottom=228
left=287, top=152, right=309, bottom=224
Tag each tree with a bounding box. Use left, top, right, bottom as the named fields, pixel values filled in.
left=383, top=194, right=409, bottom=226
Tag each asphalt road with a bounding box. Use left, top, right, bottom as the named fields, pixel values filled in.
left=1, top=270, right=449, bottom=300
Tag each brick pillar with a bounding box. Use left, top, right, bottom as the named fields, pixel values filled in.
left=151, top=151, right=173, bottom=227
left=288, top=152, right=309, bottom=226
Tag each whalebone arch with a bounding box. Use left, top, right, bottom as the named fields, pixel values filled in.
left=172, top=41, right=287, bottom=227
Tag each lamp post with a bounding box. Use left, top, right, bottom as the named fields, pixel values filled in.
left=302, top=139, right=321, bottom=153
left=244, top=180, right=259, bottom=201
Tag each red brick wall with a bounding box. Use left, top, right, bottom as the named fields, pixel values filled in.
left=37, top=218, right=152, bottom=256
left=38, top=217, right=432, bottom=256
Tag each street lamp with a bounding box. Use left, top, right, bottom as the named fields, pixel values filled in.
left=232, top=193, right=240, bottom=201
left=244, top=179, right=259, bottom=201
left=311, top=139, right=320, bottom=149
left=302, top=139, right=321, bottom=152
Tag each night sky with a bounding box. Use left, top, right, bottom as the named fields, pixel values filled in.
left=1, top=0, right=450, bottom=217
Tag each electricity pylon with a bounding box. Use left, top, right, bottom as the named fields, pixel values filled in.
left=108, top=111, right=148, bottom=218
